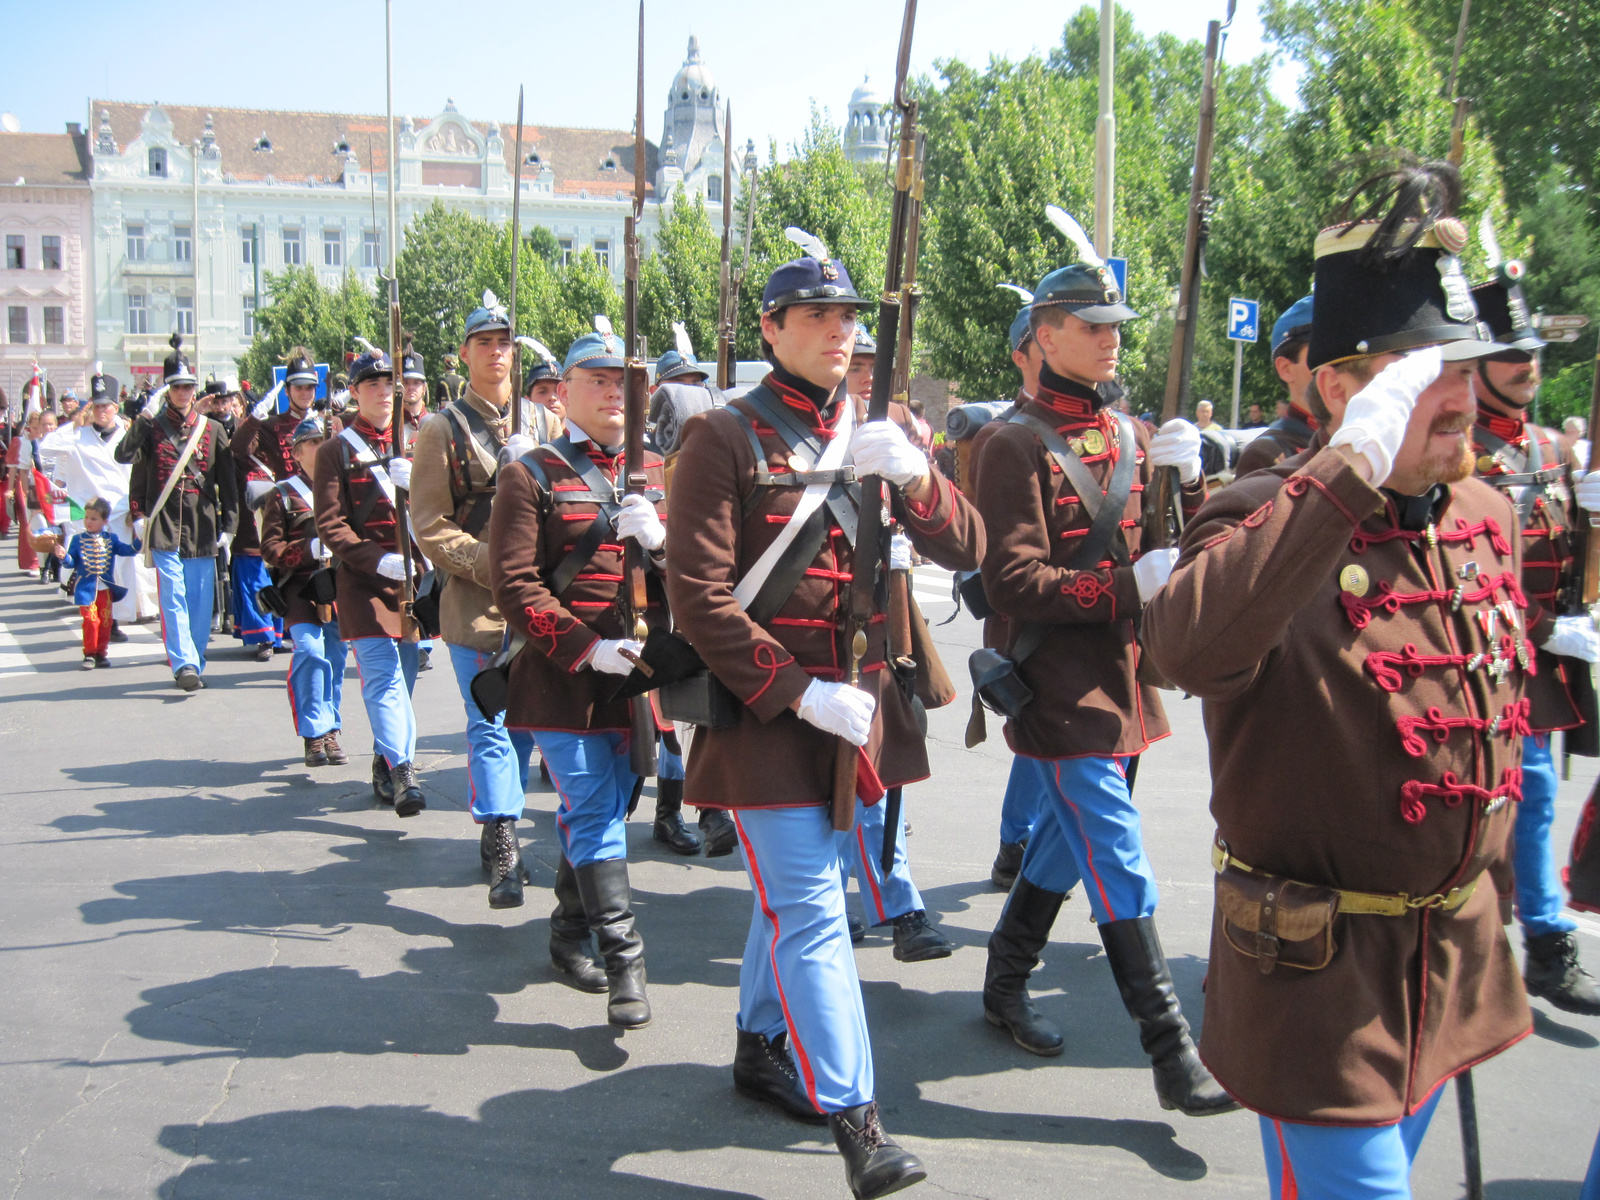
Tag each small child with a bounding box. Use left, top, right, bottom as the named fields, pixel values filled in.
left=56, top=498, right=140, bottom=668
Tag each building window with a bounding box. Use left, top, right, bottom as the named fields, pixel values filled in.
left=6, top=307, right=26, bottom=343
left=243, top=294, right=257, bottom=338
left=362, top=229, right=380, bottom=268
left=282, top=228, right=302, bottom=266
left=241, top=225, right=256, bottom=265
left=593, top=239, right=611, bottom=270
left=559, top=237, right=574, bottom=267
left=175, top=295, right=194, bottom=336
left=4, top=235, right=23, bottom=270
left=323, top=229, right=342, bottom=267
left=126, top=293, right=147, bottom=335
left=43, top=307, right=65, bottom=345
left=173, top=224, right=193, bottom=263
left=41, top=235, right=61, bottom=270
left=126, top=223, right=145, bottom=262
left=707, top=175, right=722, bottom=203
left=148, top=148, right=167, bottom=178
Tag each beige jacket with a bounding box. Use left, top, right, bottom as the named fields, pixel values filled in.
left=410, top=385, right=510, bottom=653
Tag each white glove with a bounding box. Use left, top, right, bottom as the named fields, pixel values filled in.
left=387, top=457, right=412, bottom=491
left=1327, top=347, right=1443, bottom=485
left=309, top=537, right=325, bottom=561
left=890, top=532, right=914, bottom=571
left=1133, top=547, right=1179, bottom=604
left=1148, top=419, right=1203, bottom=484
left=375, top=553, right=408, bottom=581
left=850, top=421, right=929, bottom=488
left=134, top=517, right=147, bottom=538
left=1542, top=616, right=1600, bottom=663
left=795, top=678, right=877, bottom=747
left=614, top=492, right=666, bottom=551
left=586, top=638, right=644, bottom=676
left=1575, top=473, right=1600, bottom=513
left=252, top=383, right=281, bottom=420
left=217, top=532, right=232, bottom=553
left=499, top=433, right=538, bottom=467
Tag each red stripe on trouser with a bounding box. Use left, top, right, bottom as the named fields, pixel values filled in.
left=854, top=821, right=887, bottom=922
left=1053, top=759, right=1117, bottom=922
left=1273, top=1121, right=1299, bottom=1200
left=732, top=811, right=822, bottom=1111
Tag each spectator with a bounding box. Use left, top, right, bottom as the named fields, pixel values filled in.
left=1195, top=400, right=1221, bottom=432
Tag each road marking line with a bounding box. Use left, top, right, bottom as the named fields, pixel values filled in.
left=0, top=620, right=32, bottom=676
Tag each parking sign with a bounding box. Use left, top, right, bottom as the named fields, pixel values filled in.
left=1227, top=298, right=1259, bottom=343
left=1106, top=257, right=1128, bottom=299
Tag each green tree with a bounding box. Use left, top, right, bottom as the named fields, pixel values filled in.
left=235, top=265, right=379, bottom=391
left=639, top=187, right=720, bottom=364
left=388, top=199, right=500, bottom=377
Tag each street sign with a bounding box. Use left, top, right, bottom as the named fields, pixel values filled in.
left=1532, top=313, right=1590, bottom=331
left=1107, top=257, right=1127, bottom=299
left=271, top=363, right=331, bottom=406
left=1541, top=329, right=1583, bottom=344
left=1227, top=297, right=1259, bottom=343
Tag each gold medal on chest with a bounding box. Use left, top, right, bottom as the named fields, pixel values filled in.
left=1476, top=454, right=1497, bottom=474
left=1338, top=564, right=1369, bottom=597
left=787, top=452, right=809, bottom=473
left=1080, top=428, right=1108, bottom=456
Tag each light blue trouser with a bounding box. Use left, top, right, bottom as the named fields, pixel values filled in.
left=287, top=619, right=346, bottom=739
left=445, top=644, right=535, bottom=821
left=658, top=741, right=685, bottom=782
left=349, top=637, right=418, bottom=767
left=733, top=804, right=874, bottom=1114
left=1515, top=735, right=1579, bottom=936
left=1583, top=1126, right=1600, bottom=1200
left=231, top=553, right=283, bottom=646
left=836, top=795, right=922, bottom=925
left=999, top=755, right=1044, bottom=845
left=1261, top=1087, right=1443, bottom=1200
left=536, top=731, right=636, bottom=867
left=1018, top=755, right=1155, bottom=923
left=152, top=550, right=214, bottom=675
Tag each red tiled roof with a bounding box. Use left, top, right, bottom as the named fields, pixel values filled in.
left=0, top=131, right=91, bottom=187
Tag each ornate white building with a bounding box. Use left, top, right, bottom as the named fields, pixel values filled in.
left=0, top=126, right=94, bottom=401
left=843, top=77, right=891, bottom=164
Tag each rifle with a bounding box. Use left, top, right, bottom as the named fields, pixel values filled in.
left=1445, top=0, right=1472, bottom=167
left=383, top=0, right=414, bottom=636
left=716, top=100, right=735, bottom=392
left=836, top=0, right=919, bottom=834
left=1149, top=15, right=1224, bottom=550
left=622, top=1, right=659, bottom=780
left=508, top=85, right=526, bottom=436
left=1582, top=342, right=1600, bottom=606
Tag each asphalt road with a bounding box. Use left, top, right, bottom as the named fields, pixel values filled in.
left=1, top=562, right=1596, bottom=1200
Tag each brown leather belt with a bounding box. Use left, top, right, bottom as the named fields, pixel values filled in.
left=1212, top=840, right=1477, bottom=917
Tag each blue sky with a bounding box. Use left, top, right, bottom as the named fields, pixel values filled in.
left=2, top=0, right=1294, bottom=155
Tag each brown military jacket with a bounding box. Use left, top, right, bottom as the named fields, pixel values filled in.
left=488, top=433, right=668, bottom=732
left=1233, top=405, right=1320, bottom=480
left=666, top=371, right=984, bottom=810
left=412, top=387, right=513, bottom=653
left=1471, top=410, right=1583, bottom=734
left=1143, top=445, right=1532, bottom=1125
left=259, top=473, right=325, bottom=629
left=976, top=373, right=1205, bottom=759
left=117, top=405, right=238, bottom=557
left=312, top=418, right=418, bottom=641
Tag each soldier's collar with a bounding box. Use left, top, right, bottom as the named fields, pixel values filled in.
left=1476, top=406, right=1525, bottom=444
left=1381, top=484, right=1448, bottom=532
left=768, top=363, right=833, bottom=409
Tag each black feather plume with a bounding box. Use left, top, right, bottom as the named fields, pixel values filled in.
left=1329, top=155, right=1462, bottom=271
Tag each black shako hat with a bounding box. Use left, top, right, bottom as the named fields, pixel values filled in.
left=401, top=341, right=426, bottom=381
left=1308, top=160, right=1505, bottom=370
left=89, top=362, right=118, bottom=405
left=284, top=348, right=318, bottom=386
left=762, top=227, right=863, bottom=315
left=1470, top=267, right=1543, bottom=357
left=163, top=333, right=197, bottom=384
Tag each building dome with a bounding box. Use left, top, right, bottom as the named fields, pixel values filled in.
left=669, top=36, right=717, bottom=104
left=849, top=76, right=885, bottom=110
left=844, top=75, right=890, bottom=164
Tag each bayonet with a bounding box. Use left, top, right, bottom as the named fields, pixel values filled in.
left=508, top=85, right=526, bottom=435
left=717, top=101, right=734, bottom=391
left=384, top=0, right=414, bottom=635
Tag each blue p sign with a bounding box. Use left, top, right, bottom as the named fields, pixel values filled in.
left=1227, top=298, right=1259, bottom=343
left=1107, top=257, right=1128, bottom=299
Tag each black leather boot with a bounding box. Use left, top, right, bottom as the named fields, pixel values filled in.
left=892, top=910, right=955, bottom=962
left=371, top=754, right=395, bottom=805
left=574, top=858, right=650, bottom=1028
left=480, top=822, right=531, bottom=883
left=733, top=1028, right=827, bottom=1124
left=1099, top=916, right=1239, bottom=1116
left=991, top=838, right=1027, bottom=890
left=483, top=818, right=525, bottom=909
left=983, top=877, right=1066, bottom=1056
left=391, top=762, right=426, bottom=818
left=1524, top=930, right=1600, bottom=1015
left=699, top=807, right=738, bottom=857
left=549, top=857, right=607, bottom=993
left=652, top=778, right=701, bottom=855
left=828, top=1101, right=926, bottom=1199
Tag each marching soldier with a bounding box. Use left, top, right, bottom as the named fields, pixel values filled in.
left=518, top=336, right=567, bottom=444
left=488, top=322, right=668, bottom=1028
left=972, top=248, right=1233, bottom=1118
left=434, top=352, right=467, bottom=408
left=313, top=347, right=425, bottom=817
left=1145, top=161, right=1535, bottom=1195
left=410, top=293, right=537, bottom=908
left=213, top=375, right=283, bottom=661
left=666, top=236, right=984, bottom=1198
left=116, top=334, right=238, bottom=692
left=1234, top=294, right=1322, bottom=478
left=260, top=416, right=347, bottom=768
left=1468, top=255, right=1600, bottom=1014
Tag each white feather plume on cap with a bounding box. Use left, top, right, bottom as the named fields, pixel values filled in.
left=516, top=335, right=559, bottom=371
left=1044, top=204, right=1103, bottom=268
left=671, top=321, right=695, bottom=360
left=997, top=283, right=1035, bottom=305
left=594, top=313, right=617, bottom=354
left=784, top=227, right=831, bottom=263
left=483, top=288, right=501, bottom=311
left=93, top=359, right=103, bottom=376
left=1479, top=212, right=1504, bottom=271
left=353, top=335, right=381, bottom=356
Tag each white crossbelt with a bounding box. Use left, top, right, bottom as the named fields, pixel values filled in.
left=339, top=426, right=426, bottom=562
